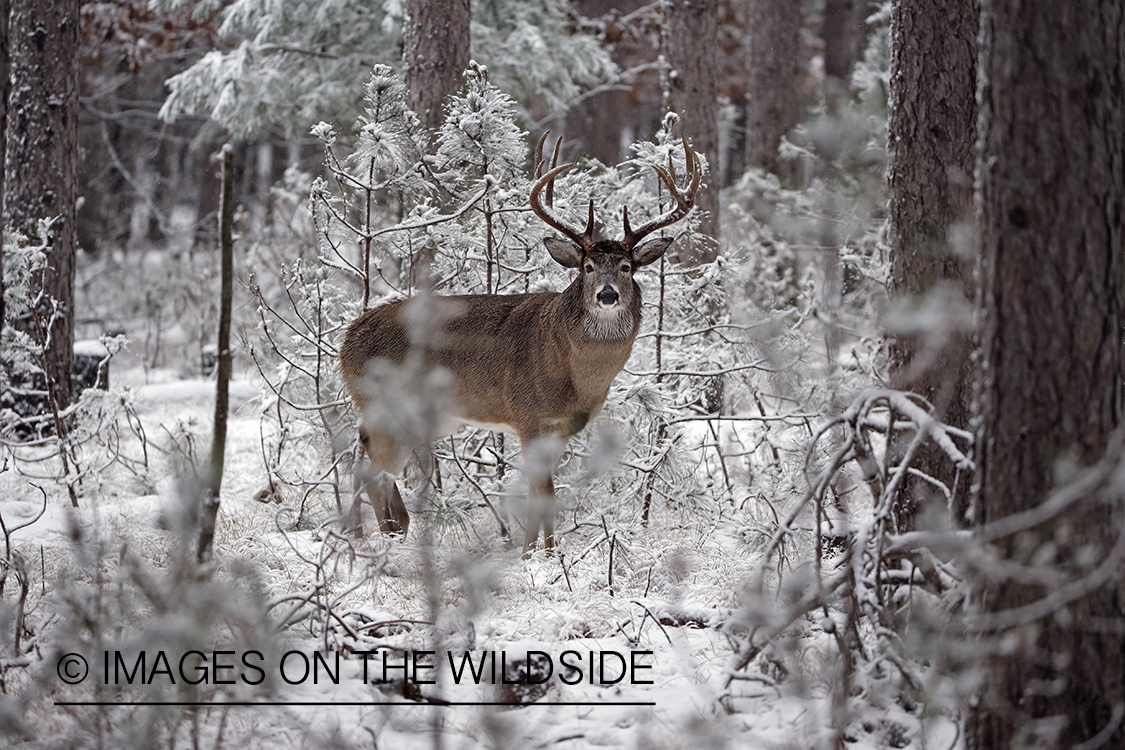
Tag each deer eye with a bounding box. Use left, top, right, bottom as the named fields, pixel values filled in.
left=584, top=264, right=595, bottom=274
left=621, top=264, right=632, bottom=273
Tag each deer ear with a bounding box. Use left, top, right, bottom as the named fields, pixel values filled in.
left=544, top=237, right=584, bottom=268
left=632, top=237, right=674, bottom=267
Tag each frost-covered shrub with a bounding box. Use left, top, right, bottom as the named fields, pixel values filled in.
left=37, top=506, right=277, bottom=748
left=1, top=225, right=51, bottom=421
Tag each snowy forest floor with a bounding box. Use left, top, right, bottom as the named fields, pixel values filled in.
left=1, top=352, right=960, bottom=749
left=0, top=223, right=969, bottom=750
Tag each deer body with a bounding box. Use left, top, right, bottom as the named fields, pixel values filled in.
left=340, top=134, right=700, bottom=552
left=341, top=272, right=638, bottom=435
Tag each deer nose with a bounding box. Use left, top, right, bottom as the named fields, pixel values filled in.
left=597, top=286, right=619, bottom=307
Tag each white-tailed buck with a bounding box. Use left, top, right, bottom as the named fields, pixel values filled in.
left=339, top=133, right=701, bottom=552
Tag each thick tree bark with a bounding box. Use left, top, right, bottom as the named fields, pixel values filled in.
left=745, top=0, right=801, bottom=171
left=663, top=0, right=720, bottom=255
left=1, top=0, right=9, bottom=328
left=968, top=1, right=1125, bottom=747
left=403, top=0, right=471, bottom=130
left=3, top=0, right=81, bottom=407
left=885, top=0, right=977, bottom=526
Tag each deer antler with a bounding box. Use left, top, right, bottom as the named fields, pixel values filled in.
left=530, top=132, right=596, bottom=250
left=621, top=134, right=702, bottom=250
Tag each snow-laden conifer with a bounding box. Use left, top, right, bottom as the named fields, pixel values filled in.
left=154, top=0, right=615, bottom=139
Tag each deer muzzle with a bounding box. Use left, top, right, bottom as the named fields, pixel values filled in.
left=596, top=285, right=620, bottom=307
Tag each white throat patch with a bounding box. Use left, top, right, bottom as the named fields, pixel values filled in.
left=584, top=307, right=633, bottom=340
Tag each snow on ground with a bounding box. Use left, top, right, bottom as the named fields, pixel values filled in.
left=0, top=361, right=956, bottom=749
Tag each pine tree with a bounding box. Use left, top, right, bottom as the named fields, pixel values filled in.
left=968, top=1, right=1125, bottom=746
left=885, top=0, right=977, bottom=526
left=745, top=0, right=801, bottom=171
left=662, top=0, right=720, bottom=252
left=1, top=0, right=9, bottom=328
left=404, top=0, right=471, bottom=130
left=4, top=0, right=81, bottom=408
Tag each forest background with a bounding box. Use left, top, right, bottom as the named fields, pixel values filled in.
left=1, top=2, right=1123, bottom=749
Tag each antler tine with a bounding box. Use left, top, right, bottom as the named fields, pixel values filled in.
left=665, top=148, right=677, bottom=184
left=529, top=132, right=595, bottom=249
left=621, top=134, right=703, bottom=249
left=684, top=133, right=702, bottom=194
left=546, top=135, right=563, bottom=207
left=534, top=131, right=549, bottom=180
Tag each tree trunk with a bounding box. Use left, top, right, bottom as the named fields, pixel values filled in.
left=403, top=0, right=471, bottom=131
left=1, top=0, right=10, bottom=328
left=662, top=0, right=720, bottom=255
left=822, top=0, right=865, bottom=87
left=885, top=0, right=977, bottom=527
left=566, top=86, right=629, bottom=167
left=3, top=0, right=81, bottom=407
left=968, top=1, right=1125, bottom=747
left=745, top=0, right=801, bottom=171
left=198, top=144, right=235, bottom=566
left=193, top=141, right=223, bottom=253
left=565, top=0, right=647, bottom=167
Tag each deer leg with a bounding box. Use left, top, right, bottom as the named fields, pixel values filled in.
left=520, top=433, right=563, bottom=555
left=523, top=472, right=557, bottom=554
left=350, top=427, right=410, bottom=536
left=369, top=471, right=408, bottom=535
